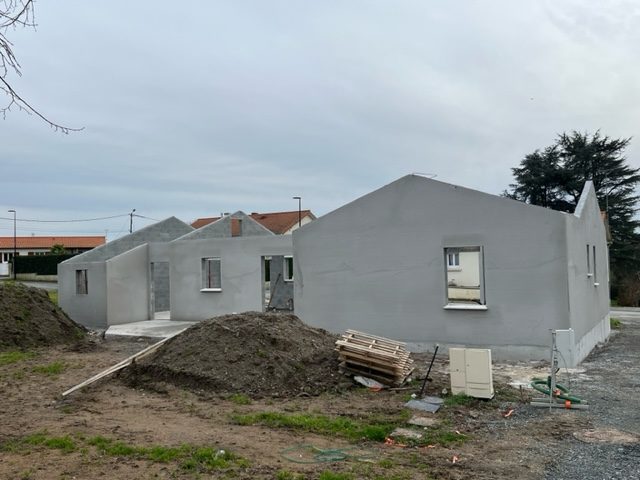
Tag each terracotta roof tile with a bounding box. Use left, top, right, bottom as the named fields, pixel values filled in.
left=190, top=210, right=315, bottom=234
left=0, top=236, right=106, bottom=249
left=191, top=217, right=220, bottom=229
left=249, top=210, right=314, bottom=234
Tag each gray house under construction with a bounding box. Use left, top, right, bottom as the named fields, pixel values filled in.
left=58, top=175, right=610, bottom=366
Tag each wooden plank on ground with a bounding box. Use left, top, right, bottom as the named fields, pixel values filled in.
left=61, top=329, right=186, bottom=397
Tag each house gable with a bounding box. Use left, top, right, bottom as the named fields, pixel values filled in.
left=293, top=174, right=572, bottom=360
left=62, top=217, right=194, bottom=264
left=179, top=211, right=274, bottom=240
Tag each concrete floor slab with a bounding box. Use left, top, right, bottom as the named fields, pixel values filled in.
left=105, top=320, right=196, bottom=339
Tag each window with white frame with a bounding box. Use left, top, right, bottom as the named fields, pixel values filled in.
left=593, top=246, right=598, bottom=285
left=284, top=256, right=294, bottom=282
left=201, top=257, right=221, bottom=291
left=444, top=246, right=486, bottom=308
left=75, top=269, right=88, bottom=295
left=447, top=252, right=460, bottom=270
left=586, top=244, right=592, bottom=277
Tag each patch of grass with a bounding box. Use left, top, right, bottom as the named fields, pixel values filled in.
left=443, top=393, right=476, bottom=407
left=146, top=445, right=188, bottom=463
left=0, top=350, right=36, bottom=366
left=23, top=433, right=76, bottom=453
left=59, top=404, right=75, bottom=414
left=19, top=469, right=35, bottom=480
left=229, top=393, right=252, bottom=405
left=610, top=317, right=622, bottom=329
left=318, top=472, right=354, bottom=480
left=87, top=436, right=247, bottom=472
left=276, top=471, right=306, bottom=480
left=180, top=447, right=244, bottom=471
left=231, top=412, right=398, bottom=442
left=32, top=361, right=66, bottom=376
left=421, top=428, right=468, bottom=447
left=48, top=290, right=58, bottom=305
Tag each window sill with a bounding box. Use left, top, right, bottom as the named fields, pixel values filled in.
left=284, top=278, right=293, bottom=283
left=443, top=303, right=488, bottom=311
left=587, top=273, right=593, bottom=278
left=447, top=267, right=462, bottom=272
left=200, top=288, right=222, bottom=292
left=594, top=282, right=600, bottom=287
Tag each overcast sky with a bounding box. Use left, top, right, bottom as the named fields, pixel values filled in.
left=1, top=0, right=639, bottom=240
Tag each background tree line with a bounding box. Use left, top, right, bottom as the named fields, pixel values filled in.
left=505, top=131, right=640, bottom=305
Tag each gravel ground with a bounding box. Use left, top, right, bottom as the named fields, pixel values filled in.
left=545, top=311, right=640, bottom=480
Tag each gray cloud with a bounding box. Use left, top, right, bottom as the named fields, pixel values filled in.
left=1, top=0, right=639, bottom=239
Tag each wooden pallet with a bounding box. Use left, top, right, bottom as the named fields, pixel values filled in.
left=335, top=330, right=414, bottom=386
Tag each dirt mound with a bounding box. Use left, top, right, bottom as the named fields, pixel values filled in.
left=126, top=312, right=348, bottom=397
left=0, top=282, right=86, bottom=349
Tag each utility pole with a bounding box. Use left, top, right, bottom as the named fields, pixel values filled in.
left=7, top=209, right=16, bottom=280
left=129, top=208, right=136, bottom=234
left=293, top=196, right=301, bottom=228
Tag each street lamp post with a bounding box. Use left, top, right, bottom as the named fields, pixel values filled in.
left=292, top=196, right=301, bottom=228
left=129, top=208, right=136, bottom=234
left=7, top=209, right=16, bottom=280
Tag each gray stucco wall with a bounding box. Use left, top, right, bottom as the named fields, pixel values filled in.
left=58, top=218, right=192, bottom=328
left=106, top=244, right=150, bottom=325
left=565, top=183, right=610, bottom=360
left=294, top=175, right=571, bottom=360
left=179, top=211, right=273, bottom=240
left=170, top=235, right=292, bottom=321
left=58, top=261, right=108, bottom=329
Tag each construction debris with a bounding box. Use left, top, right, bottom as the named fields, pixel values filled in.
left=389, top=427, right=423, bottom=440
left=408, top=416, right=440, bottom=427
left=405, top=397, right=443, bottom=413
left=335, top=330, right=414, bottom=386
left=353, top=375, right=386, bottom=390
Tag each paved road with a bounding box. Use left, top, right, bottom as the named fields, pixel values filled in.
left=545, top=312, right=640, bottom=479
left=0, top=279, right=58, bottom=291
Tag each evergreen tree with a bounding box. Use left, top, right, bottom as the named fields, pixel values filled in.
left=506, top=131, right=640, bottom=302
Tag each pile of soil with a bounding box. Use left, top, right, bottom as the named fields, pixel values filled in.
left=126, top=312, right=348, bottom=397
left=0, top=282, right=86, bottom=349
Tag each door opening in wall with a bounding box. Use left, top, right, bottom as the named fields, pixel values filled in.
left=262, top=256, right=272, bottom=312
left=150, top=261, right=171, bottom=320
left=261, top=255, right=294, bottom=312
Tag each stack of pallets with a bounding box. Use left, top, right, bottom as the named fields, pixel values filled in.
left=335, top=330, right=414, bottom=386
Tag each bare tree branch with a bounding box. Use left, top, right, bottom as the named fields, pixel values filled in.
left=1, top=0, right=83, bottom=133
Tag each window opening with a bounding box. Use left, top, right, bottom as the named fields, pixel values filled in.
left=75, top=269, right=88, bottom=295
left=444, top=246, right=485, bottom=307
left=201, top=257, right=221, bottom=290
left=284, top=256, right=294, bottom=282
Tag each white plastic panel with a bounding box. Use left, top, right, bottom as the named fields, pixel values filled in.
left=449, top=348, right=467, bottom=395
left=449, top=347, right=494, bottom=399
left=554, top=328, right=576, bottom=368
